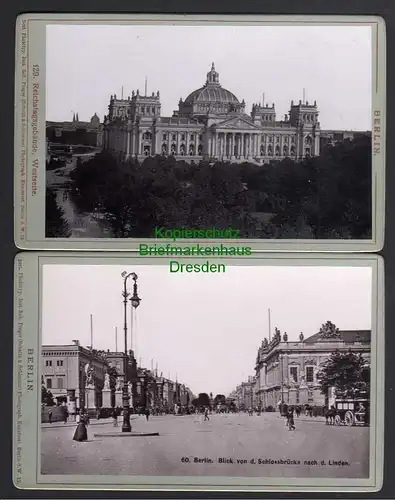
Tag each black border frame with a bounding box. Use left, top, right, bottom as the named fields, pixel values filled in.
left=1, top=0, right=394, bottom=498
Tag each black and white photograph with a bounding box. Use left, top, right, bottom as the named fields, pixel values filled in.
left=39, top=262, right=377, bottom=484
left=45, top=22, right=377, bottom=241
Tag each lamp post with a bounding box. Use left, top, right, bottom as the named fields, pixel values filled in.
left=121, top=271, right=141, bottom=433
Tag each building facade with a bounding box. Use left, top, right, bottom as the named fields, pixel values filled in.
left=231, top=376, right=256, bottom=410
left=41, top=342, right=109, bottom=410
left=103, top=63, right=370, bottom=165
left=41, top=342, right=193, bottom=413
left=254, top=322, right=371, bottom=409
left=46, top=112, right=103, bottom=148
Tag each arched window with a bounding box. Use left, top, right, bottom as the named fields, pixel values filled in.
left=290, top=146, right=295, bottom=156
left=198, top=144, right=203, bottom=156
left=284, top=135, right=289, bottom=143
left=275, top=145, right=280, bottom=156
left=291, top=136, right=296, bottom=144
left=162, top=133, right=167, bottom=141
left=189, top=144, right=195, bottom=155
left=190, top=134, right=194, bottom=141
left=181, top=134, right=185, bottom=141
left=268, top=145, right=273, bottom=156
left=171, top=143, right=176, bottom=155
left=180, top=144, right=186, bottom=156
left=260, top=145, right=265, bottom=156
left=305, top=135, right=312, bottom=145
left=161, top=143, right=167, bottom=154
left=283, top=146, right=288, bottom=156
left=143, top=132, right=152, bottom=140
left=275, top=135, right=280, bottom=143
left=172, top=134, right=176, bottom=141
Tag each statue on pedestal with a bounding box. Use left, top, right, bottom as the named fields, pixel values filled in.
left=115, top=376, right=122, bottom=391
left=84, top=363, right=94, bottom=388
left=104, top=372, right=110, bottom=390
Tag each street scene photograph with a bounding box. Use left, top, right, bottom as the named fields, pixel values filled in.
left=45, top=23, right=373, bottom=240
left=40, top=263, right=373, bottom=480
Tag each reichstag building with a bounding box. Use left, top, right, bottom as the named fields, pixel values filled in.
left=103, top=63, right=328, bottom=164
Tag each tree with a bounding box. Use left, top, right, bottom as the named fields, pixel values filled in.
left=316, top=350, right=370, bottom=399
left=45, top=188, right=70, bottom=237
left=197, top=393, right=210, bottom=407
left=41, top=385, right=55, bottom=406
left=69, top=136, right=371, bottom=240
left=214, top=394, right=226, bottom=405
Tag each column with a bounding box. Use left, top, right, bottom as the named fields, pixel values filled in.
left=155, top=130, right=160, bottom=155
left=126, top=131, right=131, bottom=158
left=195, top=132, right=199, bottom=156
left=176, top=132, right=180, bottom=155
left=130, top=129, right=135, bottom=155
left=138, top=130, right=143, bottom=156
left=314, top=134, right=320, bottom=156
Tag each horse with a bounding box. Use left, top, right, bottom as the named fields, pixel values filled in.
left=324, top=407, right=337, bottom=425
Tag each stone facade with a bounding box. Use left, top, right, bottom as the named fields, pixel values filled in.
left=231, top=376, right=256, bottom=410
left=41, top=342, right=193, bottom=412
left=41, top=342, right=108, bottom=410
left=103, top=63, right=323, bottom=164
left=46, top=112, right=103, bottom=148
left=254, top=324, right=371, bottom=409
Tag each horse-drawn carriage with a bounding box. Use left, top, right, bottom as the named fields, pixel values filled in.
left=326, top=398, right=369, bottom=427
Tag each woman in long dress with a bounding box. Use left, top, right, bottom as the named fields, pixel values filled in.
left=73, top=413, right=88, bottom=442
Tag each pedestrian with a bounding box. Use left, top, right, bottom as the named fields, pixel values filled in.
left=48, top=408, right=52, bottom=424
left=204, top=407, right=210, bottom=421
left=193, top=408, right=199, bottom=423
left=145, top=407, right=150, bottom=421
left=73, top=413, right=88, bottom=442
left=112, top=407, right=118, bottom=427
left=286, top=407, right=296, bottom=431
left=63, top=406, right=68, bottom=424
left=295, top=406, right=301, bottom=418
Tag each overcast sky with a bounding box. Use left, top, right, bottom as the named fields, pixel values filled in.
left=42, top=264, right=372, bottom=396
left=46, top=24, right=372, bottom=131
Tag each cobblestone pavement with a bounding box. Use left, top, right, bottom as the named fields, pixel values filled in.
left=41, top=412, right=369, bottom=478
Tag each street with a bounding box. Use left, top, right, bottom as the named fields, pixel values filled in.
left=41, top=412, right=369, bottom=478
left=46, top=154, right=113, bottom=238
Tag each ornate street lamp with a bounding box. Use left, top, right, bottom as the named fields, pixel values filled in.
left=121, top=271, right=141, bottom=432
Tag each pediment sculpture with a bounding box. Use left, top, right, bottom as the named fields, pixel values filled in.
left=318, top=320, right=340, bottom=339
